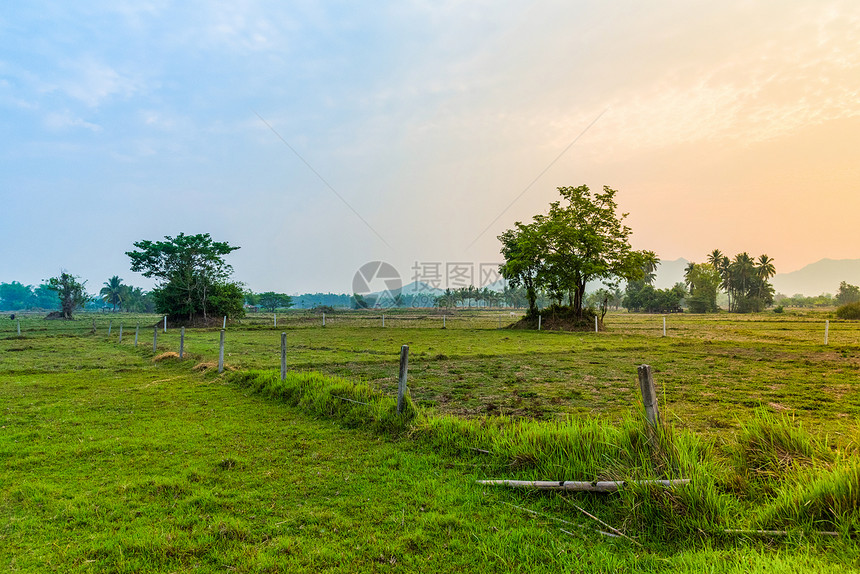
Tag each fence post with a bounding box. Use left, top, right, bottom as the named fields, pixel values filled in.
left=637, top=365, right=661, bottom=428
left=397, top=344, right=409, bottom=414
left=135, top=323, right=139, bottom=347
left=595, top=315, right=598, bottom=333
left=280, top=332, right=287, bottom=381
left=119, top=323, right=123, bottom=344
left=222, top=316, right=227, bottom=330
left=152, top=325, right=158, bottom=352
left=662, top=316, right=667, bottom=337
left=179, top=326, right=185, bottom=359
left=322, top=312, right=326, bottom=327
left=163, top=316, right=167, bottom=333
left=218, top=329, right=225, bottom=373
left=17, top=319, right=21, bottom=336
left=825, top=320, right=830, bottom=345
left=538, top=315, right=542, bottom=331
left=108, top=320, right=112, bottom=336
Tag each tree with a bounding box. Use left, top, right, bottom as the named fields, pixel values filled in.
left=257, top=292, right=294, bottom=312
left=126, top=233, right=243, bottom=321
left=684, top=263, right=721, bottom=313
left=498, top=221, right=543, bottom=315
left=99, top=276, right=127, bottom=311
left=0, top=282, right=34, bottom=310
left=835, top=281, right=860, bottom=306
left=46, top=272, right=90, bottom=319
left=499, top=185, right=654, bottom=319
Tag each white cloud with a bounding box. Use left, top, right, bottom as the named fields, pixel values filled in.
left=43, top=110, right=101, bottom=131
left=58, top=57, right=141, bottom=108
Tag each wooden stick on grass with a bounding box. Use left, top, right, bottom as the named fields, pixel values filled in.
left=559, top=495, right=643, bottom=548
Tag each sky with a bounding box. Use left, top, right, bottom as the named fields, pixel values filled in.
left=1, top=1, right=858, bottom=295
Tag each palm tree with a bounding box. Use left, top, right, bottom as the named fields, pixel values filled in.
left=683, top=262, right=696, bottom=289
left=100, top=276, right=126, bottom=311
left=755, top=254, right=776, bottom=281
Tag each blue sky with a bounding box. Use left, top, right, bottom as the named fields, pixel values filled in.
left=2, top=1, right=859, bottom=294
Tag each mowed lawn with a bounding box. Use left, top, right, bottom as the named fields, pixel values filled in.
left=1, top=325, right=858, bottom=572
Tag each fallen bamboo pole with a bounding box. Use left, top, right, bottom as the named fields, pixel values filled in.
left=724, top=529, right=839, bottom=538
left=477, top=479, right=690, bottom=492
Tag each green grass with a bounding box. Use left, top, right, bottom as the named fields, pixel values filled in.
left=2, top=311, right=860, bottom=571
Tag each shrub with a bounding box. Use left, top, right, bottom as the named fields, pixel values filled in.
left=836, top=301, right=860, bottom=320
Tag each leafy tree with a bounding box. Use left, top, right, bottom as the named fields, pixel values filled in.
left=498, top=221, right=543, bottom=315
left=0, top=282, right=34, bottom=310
left=31, top=284, right=59, bottom=309
left=623, top=282, right=686, bottom=313
left=684, top=263, right=721, bottom=313
left=99, top=276, right=127, bottom=311
left=45, top=272, right=90, bottom=319
left=257, top=292, right=294, bottom=312
left=499, top=185, right=654, bottom=319
left=126, top=233, right=243, bottom=321
left=835, top=282, right=860, bottom=306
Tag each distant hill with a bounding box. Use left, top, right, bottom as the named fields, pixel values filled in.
left=653, top=258, right=689, bottom=289
left=772, top=259, right=860, bottom=296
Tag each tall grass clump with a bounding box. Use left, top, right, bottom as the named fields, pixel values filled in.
left=229, top=370, right=416, bottom=434
left=731, top=409, right=833, bottom=487
left=759, top=461, right=860, bottom=532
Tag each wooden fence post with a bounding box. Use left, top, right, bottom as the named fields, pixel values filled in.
left=152, top=325, right=158, bottom=352
left=218, top=329, right=225, bottom=373
left=280, top=332, right=287, bottom=381
left=637, top=365, right=661, bottom=428
left=179, top=326, right=185, bottom=359
left=825, top=320, right=830, bottom=345
left=397, top=345, right=409, bottom=414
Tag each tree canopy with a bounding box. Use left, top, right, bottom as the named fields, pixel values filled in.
left=126, top=233, right=243, bottom=322
left=498, top=185, right=654, bottom=319
left=45, top=272, right=90, bottom=319
left=257, top=292, right=294, bottom=312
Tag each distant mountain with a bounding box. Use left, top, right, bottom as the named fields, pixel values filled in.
left=772, top=259, right=860, bottom=296
left=653, top=258, right=689, bottom=289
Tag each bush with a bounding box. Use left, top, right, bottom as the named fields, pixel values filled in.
left=836, top=301, right=860, bottom=320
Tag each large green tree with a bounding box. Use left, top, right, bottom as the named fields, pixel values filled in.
left=257, top=292, right=294, bottom=312
left=499, top=185, right=654, bottom=319
left=126, top=233, right=244, bottom=321
left=0, top=282, right=33, bottom=310
left=835, top=281, right=860, bottom=306
left=45, top=272, right=90, bottom=319
left=684, top=263, right=721, bottom=313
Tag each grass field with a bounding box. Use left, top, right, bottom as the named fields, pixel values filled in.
left=2, top=310, right=859, bottom=571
